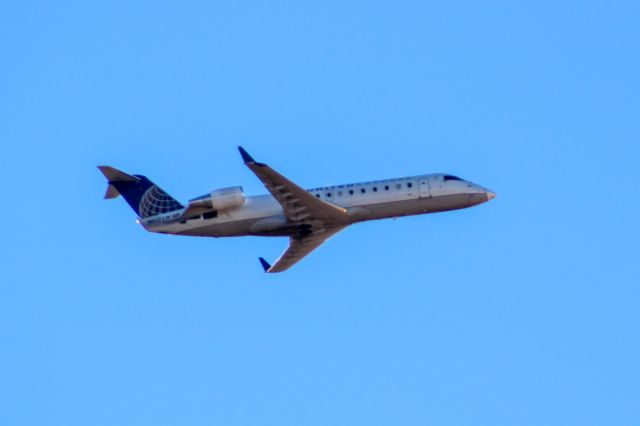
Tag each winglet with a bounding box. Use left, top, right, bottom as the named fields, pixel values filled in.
left=258, top=257, right=272, bottom=273
left=238, top=146, right=255, bottom=164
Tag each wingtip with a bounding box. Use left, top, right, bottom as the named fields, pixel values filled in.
left=258, top=257, right=271, bottom=273
left=238, top=146, right=255, bottom=163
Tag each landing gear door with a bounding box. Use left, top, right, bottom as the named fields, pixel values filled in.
left=419, top=178, right=431, bottom=198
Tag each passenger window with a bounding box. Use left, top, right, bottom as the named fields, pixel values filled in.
left=361, top=188, right=366, bottom=194
left=316, top=194, right=320, bottom=198
left=373, top=187, right=377, bottom=192
left=349, top=190, right=354, bottom=195
left=385, top=185, right=389, bottom=190
left=407, top=182, right=413, bottom=188
left=327, top=192, right=332, bottom=197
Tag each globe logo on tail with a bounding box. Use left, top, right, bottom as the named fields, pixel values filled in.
left=138, top=186, right=183, bottom=218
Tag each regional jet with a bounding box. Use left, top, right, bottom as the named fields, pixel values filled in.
left=98, top=147, right=496, bottom=273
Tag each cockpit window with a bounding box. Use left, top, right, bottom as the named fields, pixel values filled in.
left=444, top=175, right=462, bottom=181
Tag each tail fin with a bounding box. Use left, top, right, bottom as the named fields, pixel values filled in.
left=97, top=166, right=184, bottom=218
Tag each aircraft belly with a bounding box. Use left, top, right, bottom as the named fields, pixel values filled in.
left=361, top=193, right=474, bottom=220
left=176, top=217, right=263, bottom=237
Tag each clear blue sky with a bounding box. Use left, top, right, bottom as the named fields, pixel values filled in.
left=1, top=1, right=639, bottom=425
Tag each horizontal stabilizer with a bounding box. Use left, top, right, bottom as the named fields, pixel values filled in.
left=97, top=166, right=138, bottom=183
left=104, top=184, right=120, bottom=199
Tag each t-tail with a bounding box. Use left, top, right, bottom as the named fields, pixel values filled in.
left=97, top=166, right=183, bottom=218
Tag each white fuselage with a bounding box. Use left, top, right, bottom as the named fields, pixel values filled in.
left=141, top=173, right=494, bottom=238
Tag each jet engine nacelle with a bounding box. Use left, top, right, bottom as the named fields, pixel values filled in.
left=209, top=186, right=245, bottom=210
left=191, top=186, right=245, bottom=211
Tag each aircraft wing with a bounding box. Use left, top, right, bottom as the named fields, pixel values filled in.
left=260, top=226, right=346, bottom=273
left=238, top=147, right=349, bottom=224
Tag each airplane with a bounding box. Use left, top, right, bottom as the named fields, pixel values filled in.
left=98, top=147, right=496, bottom=273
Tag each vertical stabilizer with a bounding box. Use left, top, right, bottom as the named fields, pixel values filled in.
left=97, top=166, right=184, bottom=217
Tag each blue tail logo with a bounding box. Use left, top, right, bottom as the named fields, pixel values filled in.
left=98, top=166, right=184, bottom=218
left=138, top=184, right=183, bottom=217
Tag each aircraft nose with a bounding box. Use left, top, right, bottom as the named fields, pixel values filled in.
left=486, top=190, right=497, bottom=201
